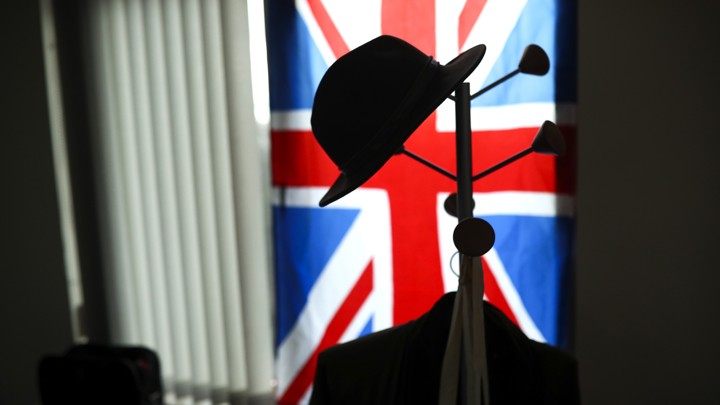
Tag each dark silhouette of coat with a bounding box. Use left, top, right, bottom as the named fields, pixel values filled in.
left=310, top=292, right=580, bottom=405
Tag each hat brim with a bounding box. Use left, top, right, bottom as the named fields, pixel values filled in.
left=319, top=43, right=487, bottom=207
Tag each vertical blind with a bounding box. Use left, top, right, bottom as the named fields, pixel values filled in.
left=83, top=1, right=274, bottom=404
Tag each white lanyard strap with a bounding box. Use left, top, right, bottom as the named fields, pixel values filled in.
left=439, top=256, right=489, bottom=404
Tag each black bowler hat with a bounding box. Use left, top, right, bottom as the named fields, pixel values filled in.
left=311, top=35, right=486, bottom=207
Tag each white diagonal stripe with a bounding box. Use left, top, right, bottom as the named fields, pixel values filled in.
left=274, top=187, right=392, bottom=397
left=321, top=0, right=381, bottom=49
left=483, top=247, right=546, bottom=342
left=462, top=0, right=528, bottom=92
left=275, top=208, right=370, bottom=396
left=296, top=0, right=336, bottom=66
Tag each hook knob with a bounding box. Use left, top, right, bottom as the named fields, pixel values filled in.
left=518, top=44, right=550, bottom=76
left=444, top=192, right=475, bottom=218
left=453, top=217, right=495, bottom=257
left=531, top=120, right=566, bottom=156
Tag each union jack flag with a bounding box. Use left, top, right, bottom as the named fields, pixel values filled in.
left=267, top=1, right=577, bottom=403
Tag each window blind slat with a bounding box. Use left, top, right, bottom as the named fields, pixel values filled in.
left=181, top=0, right=230, bottom=400
left=163, top=0, right=213, bottom=400
left=220, top=0, right=275, bottom=396
left=109, top=0, right=158, bottom=349
left=86, top=1, right=274, bottom=403
left=92, top=1, right=139, bottom=345
left=125, top=0, right=178, bottom=388
left=142, top=2, right=195, bottom=401
left=201, top=0, right=251, bottom=396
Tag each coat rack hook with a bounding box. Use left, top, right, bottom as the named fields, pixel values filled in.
left=448, top=44, right=550, bottom=102
left=453, top=217, right=495, bottom=257
left=471, top=120, right=565, bottom=182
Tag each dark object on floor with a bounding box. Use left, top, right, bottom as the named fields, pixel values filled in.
left=38, top=343, right=164, bottom=405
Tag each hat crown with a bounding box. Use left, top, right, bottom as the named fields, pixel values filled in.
left=311, top=36, right=434, bottom=169
left=309, top=35, right=485, bottom=207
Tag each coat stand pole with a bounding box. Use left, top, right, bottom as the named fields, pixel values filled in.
left=454, top=82, right=490, bottom=404
left=455, top=82, right=474, bottom=222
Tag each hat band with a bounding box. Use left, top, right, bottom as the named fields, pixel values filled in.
left=339, top=57, right=440, bottom=175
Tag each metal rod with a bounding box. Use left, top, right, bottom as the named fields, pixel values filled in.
left=401, top=148, right=457, bottom=180
left=470, top=69, right=520, bottom=100
left=447, top=69, right=520, bottom=102
left=470, top=147, right=532, bottom=182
